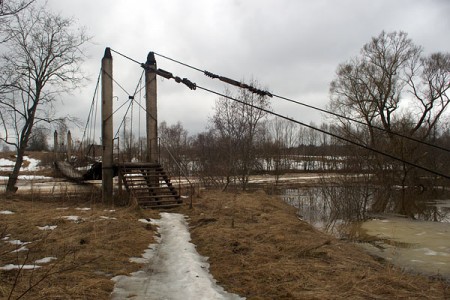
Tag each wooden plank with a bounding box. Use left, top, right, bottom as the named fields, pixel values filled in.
left=118, top=163, right=182, bottom=209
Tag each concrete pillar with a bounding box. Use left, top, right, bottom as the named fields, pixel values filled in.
left=145, top=52, right=158, bottom=163
left=102, top=47, right=114, bottom=204
left=67, top=130, right=72, bottom=161
left=53, top=130, right=58, bottom=160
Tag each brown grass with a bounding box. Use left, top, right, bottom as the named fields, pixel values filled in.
left=0, top=187, right=449, bottom=299
left=0, top=193, right=159, bottom=299
left=180, top=190, right=449, bottom=300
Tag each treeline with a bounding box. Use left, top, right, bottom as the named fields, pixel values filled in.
left=113, top=116, right=450, bottom=186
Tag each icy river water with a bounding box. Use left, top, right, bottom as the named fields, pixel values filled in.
left=278, top=187, right=450, bottom=280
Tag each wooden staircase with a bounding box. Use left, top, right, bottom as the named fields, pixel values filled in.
left=118, top=162, right=182, bottom=208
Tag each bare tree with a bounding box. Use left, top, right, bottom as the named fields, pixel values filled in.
left=329, top=31, right=450, bottom=215
left=27, top=125, right=49, bottom=151
left=0, top=0, right=34, bottom=23
left=211, top=81, right=271, bottom=190
left=0, top=4, right=90, bottom=193
left=191, top=129, right=224, bottom=186
left=266, top=117, right=299, bottom=182
left=159, top=121, right=189, bottom=174
left=0, top=0, right=35, bottom=44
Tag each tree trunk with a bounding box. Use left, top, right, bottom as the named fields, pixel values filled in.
left=6, top=147, right=25, bottom=193
left=6, top=108, right=35, bottom=193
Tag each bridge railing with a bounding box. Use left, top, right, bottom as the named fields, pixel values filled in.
left=159, top=139, right=196, bottom=209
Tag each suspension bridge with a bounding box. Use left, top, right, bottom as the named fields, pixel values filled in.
left=52, top=47, right=450, bottom=209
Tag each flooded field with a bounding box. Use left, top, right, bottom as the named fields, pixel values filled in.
left=359, top=215, right=450, bottom=279
left=278, top=186, right=450, bottom=280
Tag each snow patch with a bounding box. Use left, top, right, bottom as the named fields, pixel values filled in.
left=138, top=218, right=152, bottom=224
left=0, top=175, right=51, bottom=181
left=37, top=225, right=57, bottom=231
left=7, top=240, right=30, bottom=246
left=11, top=246, right=29, bottom=253
left=0, top=264, right=40, bottom=271
left=35, top=257, right=57, bottom=264
left=61, top=216, right=83, bottom=223
left=0, top=156, right=41, bottom=172
left=75, top=207, right=91, bottom=211
left=0, top=210, right=14, bottom=215
left=100, top=216, right=117, bottom=220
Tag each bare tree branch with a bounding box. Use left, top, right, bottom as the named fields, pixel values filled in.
left=0, top=3, right=90, bottom=192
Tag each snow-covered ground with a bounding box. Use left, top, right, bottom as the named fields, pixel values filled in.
left=0, top=156, right=41, bottom=172
left=111, top=213, right=244, bottom=300
left=0, top=156, right=52, bottom=183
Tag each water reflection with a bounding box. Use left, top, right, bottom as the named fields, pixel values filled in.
left=276, top=185, right=450, bottom=280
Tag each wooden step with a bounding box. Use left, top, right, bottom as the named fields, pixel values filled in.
left=118, top=163, right=182, bottom=209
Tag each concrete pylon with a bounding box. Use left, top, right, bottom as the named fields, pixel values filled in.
left=145, top=52, right=158, bottom=163
left=53, top=130, right=58, bottom=161
left=102, top=47, right=114, bottom=204
left=67, top=130, right=72, bottom=161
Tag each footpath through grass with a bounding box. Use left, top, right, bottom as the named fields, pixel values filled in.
left=0, top=189, right=448, bottom=299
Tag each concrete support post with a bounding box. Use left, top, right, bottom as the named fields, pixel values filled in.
left=102, top=47, right=114, bottom=204
left=145, top=52, right=158, bottom=163
left=67, top=130, right=72, bottom=162
left=53, top=130, right=58, bottom=161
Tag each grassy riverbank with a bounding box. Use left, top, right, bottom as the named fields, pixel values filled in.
left=0, top=189, right=448, bottom=299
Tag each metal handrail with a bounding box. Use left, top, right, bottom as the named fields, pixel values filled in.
left=159, top=139, right=195, bottom=209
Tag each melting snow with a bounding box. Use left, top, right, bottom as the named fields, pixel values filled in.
left=0, top=264, right=40, bottom=271
left=35, top=257, right=57, bottom=264
left=0, top=156, right=41, bottom=171
left=11, top=246, right=29, bottom=253
left=61, top=216, right=83, bottom=223
left=100, top=216, right=117, bottom=220
left=75, top=207, right=91, bottom=211
left=37, top=225, right=57, bottom=231
left=0, top=210, right=14, bottom=215
left=7, top=240, right=30, bottom=246
left=112, top=213, right=244, bottom=300
left=0, top=175, right=51, bottom=181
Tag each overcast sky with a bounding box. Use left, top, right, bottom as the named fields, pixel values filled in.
left=46, top=0, right=450, bottom=140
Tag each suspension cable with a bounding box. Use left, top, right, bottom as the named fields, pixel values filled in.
left=194, top=84, right=450, bottom=180
left=104, top=48, right=450, bottom=168
left=148, top=50, right=450, bottom=153
left=78, top=69, right=101, bottom=154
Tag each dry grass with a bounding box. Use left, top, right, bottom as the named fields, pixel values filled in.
left=180, top=189, right=449, bottom=300
left=0, top=193, right=159, bottom=299
left=0, top=185, right=449, bottom=299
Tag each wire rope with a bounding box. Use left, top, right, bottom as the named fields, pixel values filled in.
left=102, top=48, right=450, bottom=178
left=148, top=50, right=450, bottom=153
left=195, top=84, right=450, bottom=180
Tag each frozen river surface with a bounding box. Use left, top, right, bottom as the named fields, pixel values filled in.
left=360, top=215, right=450, bottom=279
